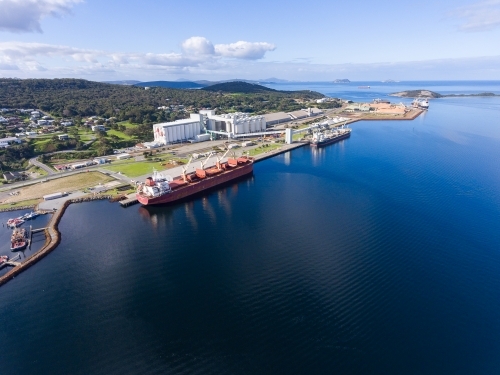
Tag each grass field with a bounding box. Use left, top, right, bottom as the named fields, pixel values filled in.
left=107, top=129, right=134, bottom=141
left=1, top=172, right=114, bottom=203
left=106, top=161, right=167, bottom=177
left=0, top=198, right=41, bottom=210
left=247, top=143, right=283, bottom=156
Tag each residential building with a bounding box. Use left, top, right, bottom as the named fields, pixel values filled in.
left=91, top=125, right=106, bottom=132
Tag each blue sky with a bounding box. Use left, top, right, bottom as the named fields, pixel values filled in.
left=1, top=0, right=500, bottom=81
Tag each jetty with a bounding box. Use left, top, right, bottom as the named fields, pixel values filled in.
left=119, top=193, right=139, bottom=207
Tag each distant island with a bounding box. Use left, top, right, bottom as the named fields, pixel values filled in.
left=201, top=81, right=324, bottom=97
left=333, top=79, right=350, bottom=83
left=382, top=79, right=399, bottom=83
left=390, top=90, right=442, bottom=98
left=390, top=90, right=499, bottom=98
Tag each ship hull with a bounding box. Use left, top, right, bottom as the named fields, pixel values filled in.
left=310, top=132, right=351, bottom=147
left=11, top=242, right=27, bottom=251
left=137, top=162, right=253, bottom=206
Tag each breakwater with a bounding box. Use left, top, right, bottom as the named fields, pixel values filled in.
left=0, top=195, right=112, bottom=287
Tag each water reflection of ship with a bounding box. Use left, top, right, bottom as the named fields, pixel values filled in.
left=138, top=206, right=175, bottom=229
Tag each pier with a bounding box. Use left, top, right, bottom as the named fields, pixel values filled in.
left=119, top=193, right=139, bottom=207
left=0, top=254, right=21, bottom=268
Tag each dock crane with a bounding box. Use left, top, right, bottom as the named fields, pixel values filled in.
left=215, top=149, right=230, bottom=170
left=181, top=155, right=193, bottom=182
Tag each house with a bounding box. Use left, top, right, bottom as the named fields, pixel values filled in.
left=61, top=121, right=73, bottom=127
left=3, top=171, right=23, bottom=182
left=58, top=134, right=69, bottom=140
left=38, top=120, right=49, bottom=126
left=0, top=137, right=22, bottom=148
left=91, top=125, right=106, bottom=132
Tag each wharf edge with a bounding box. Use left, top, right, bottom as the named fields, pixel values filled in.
left=0, top=128, right=370, bottom=287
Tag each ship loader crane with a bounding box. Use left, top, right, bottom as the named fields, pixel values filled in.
left=181, top=155, right=193, bottom=182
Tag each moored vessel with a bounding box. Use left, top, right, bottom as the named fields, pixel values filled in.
left=136, top=152, right=254, bottom=206
left=412, top=98, right=429, bottom=109
left=11, top=228, right=28, bottom=251
left=310, top=127, right=352, bottom=147
left=7, top=218, right=24, bottom=228
left=0, top=255, right=9, bottom=266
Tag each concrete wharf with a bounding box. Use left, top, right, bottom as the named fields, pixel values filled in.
left=119, top=193, right=139, bottom=207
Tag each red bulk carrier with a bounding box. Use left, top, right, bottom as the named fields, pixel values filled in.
left=136, top=153, right=254, bottom=206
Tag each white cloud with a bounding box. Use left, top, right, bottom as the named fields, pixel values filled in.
left=453, top=0, right=500, bottom=32
left=0, top=37, right=277, bottom=74
left=214, top=41, right=276, bottom=60
left=0, top=0, right=83, bottom=33
left=181, top=36, right=215, bottom=55
left=0, top=41, right=100, bottom=61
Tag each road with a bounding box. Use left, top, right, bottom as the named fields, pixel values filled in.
left=29, top=157, right=55, bottom=175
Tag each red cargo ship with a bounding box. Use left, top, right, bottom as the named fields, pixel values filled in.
left=136, top=154, right=254, bottom=206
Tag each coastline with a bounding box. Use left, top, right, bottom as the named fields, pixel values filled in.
left=0, top=195, right=111, bottom=287
left=0, top=111, right=422, bottom=287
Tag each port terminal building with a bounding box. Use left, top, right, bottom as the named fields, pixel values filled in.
left=153, top=111, right=267, bottom=145
left=153, top=114, right=204, bottom=145
left=202, top=111, right=266, bottom=134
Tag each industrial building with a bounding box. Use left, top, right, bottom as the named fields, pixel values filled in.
left=205, top=112, right=266, bottom=135
left=263, top=112, right=291, bottom=126
left=153, top=114, right=203, bottom=145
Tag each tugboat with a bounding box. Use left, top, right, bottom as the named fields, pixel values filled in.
left=11, top=228, right=28, bottom=251
left=6, top=218, right=25, bottom=228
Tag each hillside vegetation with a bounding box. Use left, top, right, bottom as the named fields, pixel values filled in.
left=202, top=81, right=323, bottom=98
left=0, top=79, right=326, bottom=123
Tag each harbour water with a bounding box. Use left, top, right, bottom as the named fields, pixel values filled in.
left=1, top=82, right=500, bottom=374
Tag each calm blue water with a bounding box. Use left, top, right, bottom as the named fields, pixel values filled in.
left=1, top=83, right=500, bottom=374
left=264, top=80, right=500, bottom=102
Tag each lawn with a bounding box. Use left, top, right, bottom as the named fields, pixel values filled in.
left=0, top=198, right=41, bottom=210
left=1, top=172, right=114, bottom=203
left=247, top=143, right=283, bottom=157
left=107, top=128, right=134, bottom=141
left=106, top=161, right=167, bottom=177
left=116, top=121, right=136, bottom=128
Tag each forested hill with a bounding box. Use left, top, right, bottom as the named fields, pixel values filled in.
left=0, top=78, right=326, bottom=123
left=134, top=81, right=206, bottom=89
left=202, top=81, right=324, bottom=98
left=203, top=81, right=277, bottom=93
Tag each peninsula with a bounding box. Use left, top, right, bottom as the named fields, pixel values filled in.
left=390, top=89, right=499, bottom=98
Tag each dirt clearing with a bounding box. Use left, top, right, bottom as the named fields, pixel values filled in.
left=2, top=172, right=115, bottom=203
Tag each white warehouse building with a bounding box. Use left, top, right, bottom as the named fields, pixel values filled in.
left=205, top=112, right=266, bottom=135
left=153, top=114, right=203, bottom=145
